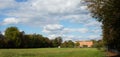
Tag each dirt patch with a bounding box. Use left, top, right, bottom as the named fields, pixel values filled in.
left=106, top=51, right=120, bottom=57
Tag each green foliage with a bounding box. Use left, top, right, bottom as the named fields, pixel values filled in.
left=52, top=37, right=62, bottom=47
left=83, top=45, right=88, bottom=48
left=92, top=40, right=103, bottom=48
left=5, top=27, right=20, bottom=40
left=75, top=42, right=80, bottom=48
left=61, top=40, right=75, bottom=48
left=4, top=27, right=21, bottom=47
left=67, top=40, right=75, bottom=48
left=86, top=0, right=120, bottom=51
left=0, top=26, right=62, bottom=48
left=0, top=31, right=4, bottom=39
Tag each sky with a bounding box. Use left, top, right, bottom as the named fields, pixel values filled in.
left=0, top=0, right=102, bottom=41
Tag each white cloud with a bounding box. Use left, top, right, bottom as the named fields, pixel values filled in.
left=32, top=0, right=81, bottom=13
left=62, top=28, right=88, bottom=34
left=63, top=14, right=92, bottom=24
left=62, top=35, right=83, bottom=41
left=47, top=34, right=81, bottom=41
left=0, top=0, right=16, bottom=9
left=84, top=20, right=102, bottom=27
left=2, top=32, right=5, bottom=35
left=2, top=18, right=20, bottom=25
left=43, top=24, right=89, bottom=34
left=48, top=34, right=58, bottom=39
left=0, top=0, right=102, bottom=41
left=42, top=24, right=64, bottom=34
left=77, top=28, right=88, bottom=33
left=1, top=0, right=90, bottom=26
left=88, top=35, right=102, bottom=40
left=48, top=34, right=63, bottom=39
left=80, top=6, right=87, bottom=10
left=91, top=29, right=101, bottom=34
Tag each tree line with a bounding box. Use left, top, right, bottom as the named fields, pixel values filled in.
left=0, top=26, right=103, bottom=48
left=0, top=26, right=79, bottom=48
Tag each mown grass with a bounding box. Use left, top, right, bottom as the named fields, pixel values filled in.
left=0, top=48, right=105, bottom=57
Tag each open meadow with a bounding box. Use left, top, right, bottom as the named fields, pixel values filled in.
left=0, top=48, right=105, bottom=57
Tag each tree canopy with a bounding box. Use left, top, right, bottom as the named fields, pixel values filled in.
left=86, top=0, right=120, bottom=51
left=0, top=26, right=64, bottom=48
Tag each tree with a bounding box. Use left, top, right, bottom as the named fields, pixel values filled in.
left=86, top=0, right=120, bottom=51
left=4, top=26, right=21, bottom=48
left=19, top=31, right=25, bottom=48
left=56, top=37, right=62, bottom=46
left=61, top=40, right=75, bottom=48
left=52, top=37, right=62, bottom=47
left=61, top=41, right=68, bottom=48
left=75, top=42, right=80, bottom=48
left=1, top=26, right=63, bottom=48
left=0, top=31, right=4, bottom=39
left=67, top=40, right=75, bottom=48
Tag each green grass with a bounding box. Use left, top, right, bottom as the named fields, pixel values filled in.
left=0, top=48, right=105, bottom=57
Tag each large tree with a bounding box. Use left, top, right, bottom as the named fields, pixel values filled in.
left=5, top=27, right=21, bottom=48
left=86, top=0, right=120, bottom=51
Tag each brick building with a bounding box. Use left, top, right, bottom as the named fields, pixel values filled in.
left=76, top=41, right=93, bottom=47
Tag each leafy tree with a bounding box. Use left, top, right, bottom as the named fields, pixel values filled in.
left=61, top=40, right=75, bottom=48
left=91, top=40, right=98, bottom=48
left=44, top=37, right=52, bottom=47
left=19, top=31, right=25, bottom=48
left=4, top=27, right=21, bottom=48
left=61, top=41, right=68, bottom=48
left=52, top=37, right=62, bottom=47
left=0, top=38, right=4, bottom=48
left=86, top=0, right=120, bottom=51
left=75, top=42, right=80, bottom=48
left=56, top=37, right=62, bottom=46
left=1, top=26, right=63, bottom=48
left=67, top=40, right=75, bottom=48
left=0, top=31, right=4, bottom=39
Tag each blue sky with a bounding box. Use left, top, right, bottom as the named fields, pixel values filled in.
left=0, top=0, right=102, bottom=41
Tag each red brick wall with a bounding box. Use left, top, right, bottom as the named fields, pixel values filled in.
left=79, top=41, right=93, bottom=47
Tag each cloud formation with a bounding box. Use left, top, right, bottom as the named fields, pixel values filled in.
left=42, top=24, right=64, bottom=34
left=3, top=18, right=20, bottom=25
left=0, top=0, right=92, bottom=26
left=0, top=0, right=102, bottom=41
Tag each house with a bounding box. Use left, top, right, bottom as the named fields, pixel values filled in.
left=76, top=41, right=93, bottom=48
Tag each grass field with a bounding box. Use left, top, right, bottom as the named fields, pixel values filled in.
left=0, top=48, right=105, bottom=57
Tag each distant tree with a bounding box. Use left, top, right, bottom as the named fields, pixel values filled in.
left=0, top=31, right=4, bottom=39
left=19, top=31, right=25, bottom=48
left=75, top=42, right=80, bottom=48
left=61, top=40, right=75, bottom=48
left=33, top=34, right=44, bottom=48
left=91, top=40, right=97, bottom=48
left=67, top=40, right=75, bottom=48
left=1, top=27, right=63, bottom=48
left=61, top=41, right=68, bottom=48
left=52, top=37, right=62, bottom=47
left=4, top=27, right=21, bottom=48
left=0, top=31, right=5, bottom=48
left=56, top=37, right=62, bottom=46
left=0, top=38, right=4, bottom=48
left=44, top=37, right=52, bottom=47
